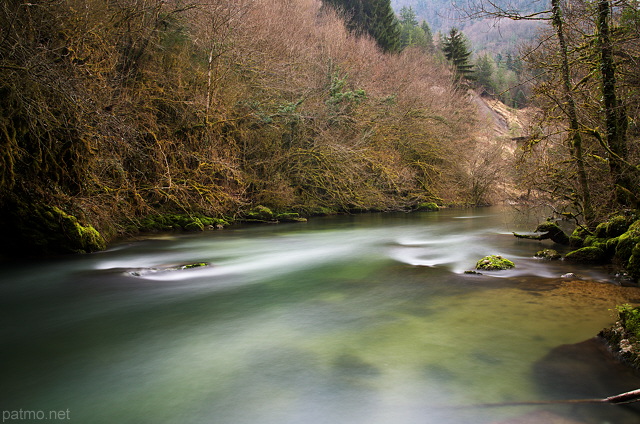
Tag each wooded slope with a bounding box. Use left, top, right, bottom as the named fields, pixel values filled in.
left=0, top=0, right=481, bottom=254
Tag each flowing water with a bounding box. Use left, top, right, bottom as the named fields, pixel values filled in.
left=2, top=206, right=640, bottom=424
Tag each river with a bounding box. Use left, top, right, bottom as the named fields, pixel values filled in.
left=1, top=206, right=640, bottom=423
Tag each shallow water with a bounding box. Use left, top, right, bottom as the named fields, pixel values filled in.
left=2, top=207, right=640, bottom=423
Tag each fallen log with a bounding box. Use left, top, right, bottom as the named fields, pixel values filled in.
left=453, top=388, right=640, bottom=409
left=513, top=221, right=570, bottom=245
left=606, top=388, right=640, bottom=404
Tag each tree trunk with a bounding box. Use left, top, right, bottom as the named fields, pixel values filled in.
left=597, top=0, right=633, bottom=206
left=551, top=0, right=595, bottom=226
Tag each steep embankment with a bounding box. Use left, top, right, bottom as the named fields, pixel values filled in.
left=462, top=90, right=531, bottom=204
left=0, top=0, right=480, bottom=256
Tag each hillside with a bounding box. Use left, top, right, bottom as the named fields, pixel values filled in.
left=391, top=0, right=545, bottom=54
left=0, top=0, right=497, bottom=255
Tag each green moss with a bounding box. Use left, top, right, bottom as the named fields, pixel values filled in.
left=0, top=201, right=106, bottom=255
left=570, top=227, right=587, bottom=248
left=594, top=222, right=609, bottom=238
left=276, top=212, right=308, bottom=223
left=618, top=304, right=640, bottom=339
left=627, top=243, right=640, bottom=281
left=614, top=220, right=640, bottom=265
left=180, top=262, right=208, bottom=269
left=583, top=235, right=606, bottom=247
left=416, top=202, right=440, bottom=212
left=475, top=255, right=515, bottom=270
left=534, top=249, right=561, bottom=260
left=199, top=216, right=229, bottom=228
left=308, top=206, right=337, bottom=216
left=244, top=205, right=275, bottom=221
left=536, top=222, right=570, bottom=245
left=48, top=206, right=106, bottom=253
left=564, top=246, right=606, bottom=263
left=605, top=215, right=632, bottom=237
left=600, top=304, right=640, bottom=369
left=137, top=213, right=227, bottom=232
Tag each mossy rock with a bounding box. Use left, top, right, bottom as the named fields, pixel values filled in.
left=308, top=206, right=337, bottom=216
left=476, top=255, right=515, bottom=271
left=416, top=202, right=440, bottom=212
left=614, top=220, right=640, bottom=265
left=534, top=249, right=562, bottom=260
left=0, top=201, right=106, bottom=255
left=598, top=215, right=633, bottom=238
left=564, top=246, right=607, bottom=263
left=569, top=227, right=587, bottom=248
left=594, top=222, right=609, bottom=238
left=137, top=214, right=227, bottom=232
left=198, top=216, right=229, bottom=228
left=275, top=212, right=307, bottom=223
left=599, top=304, right=640, bottom=369
left=627, top=243, right=640, bottom=281
left=179, top=262, right=208, bottom=269
left=583, top=235, right=607, bottom=248
left=49, top=206, right=106, bottom=253
left=244, top=205, right=275, bottom=221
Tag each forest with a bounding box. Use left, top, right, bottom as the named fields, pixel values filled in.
left=0, top=0, right=639, bottom=261
left=0, top=0, right=478, bottom=255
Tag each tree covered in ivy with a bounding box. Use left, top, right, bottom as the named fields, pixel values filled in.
left=322, top=0, right=401, bottom=52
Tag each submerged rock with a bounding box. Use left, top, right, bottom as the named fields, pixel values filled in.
left=534, top=249, right=562, bottom=260
left=129, top=262, right=211, bottom=277
left=475, top=255, right=515, bottom=271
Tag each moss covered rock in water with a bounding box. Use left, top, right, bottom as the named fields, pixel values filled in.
left=599, top=304, right=640, bottom=369
left=244, top=205, right=275, bottom=221
left=137, top=214, right=228, bottom=232
left=1, top=201, right=106, bottom=255
left=275, top=212, right=307, bottom=222
left=564, top=246, right=607, bottom=263
left=534, top=249, right=562, bottom=260
left=476, top=255, right=515, bottom=270
left=627, top=243, right=640, bottom=281
left=416, top=202, right=439, bottom=212
left=48, top=206, right=106, bottom=253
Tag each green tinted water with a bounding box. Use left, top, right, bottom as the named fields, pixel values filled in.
left=2, top=207, right=639, bottom=423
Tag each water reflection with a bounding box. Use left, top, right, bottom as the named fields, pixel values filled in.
left=1, top=207, right=639, bottom=423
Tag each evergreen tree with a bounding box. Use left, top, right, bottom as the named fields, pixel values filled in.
left=322, top=0, right=401, bottom=52
left=421, top=21, right=434, bottom=52
left=370, top=0, right=401, bottom=52
left=442, top=27, right=474, bottom=80
left=399, top=6, right=418, bottom=27
left=399, top=6, right=418, bottom=48
left=475, top=54, right=495, bottom=94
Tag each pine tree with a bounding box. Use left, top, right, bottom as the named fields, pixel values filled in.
left=442, top=27, right=474, bottom=80
left=399, top=6, right=418, bottom=48
left=475, top=54, right=495, bottom=94
left=421, top=21, right=434, bottom=52
left=322, top=0, right=401, bottom=52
